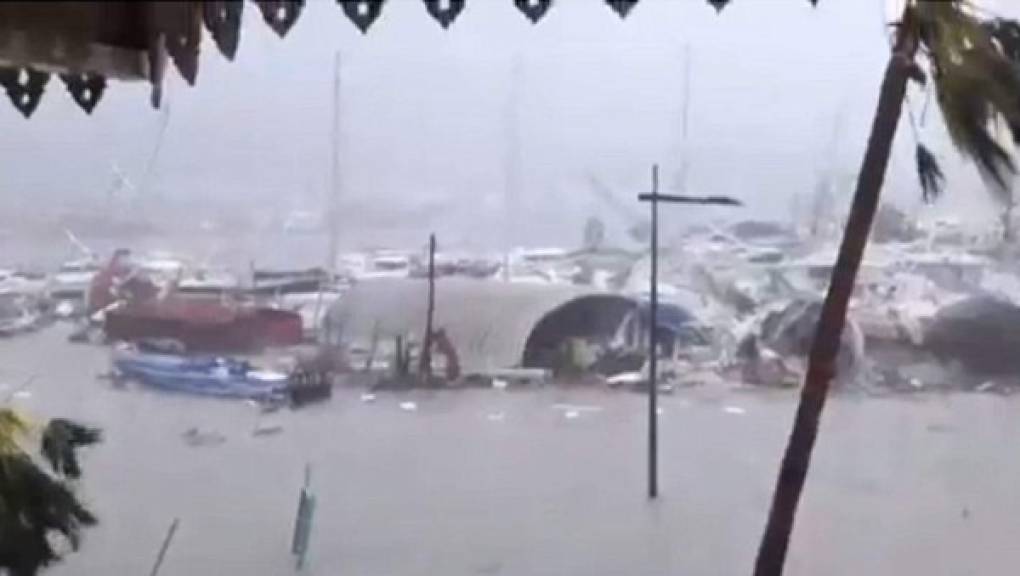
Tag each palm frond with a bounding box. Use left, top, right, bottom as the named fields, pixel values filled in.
left=916, top=3, right=1020, bottom=199
left=0, top=454, right=97, bottom=574
left=0, top=409, right=28, bottom=454
left=40, top=419, right=102, bottom=480
left=917, top=143, right=946, bottom=203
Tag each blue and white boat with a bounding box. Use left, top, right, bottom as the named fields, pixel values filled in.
left=113, top=348, right=289, bottom=400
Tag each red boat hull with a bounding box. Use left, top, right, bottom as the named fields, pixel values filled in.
left=105, top=297, right=302, bottom=352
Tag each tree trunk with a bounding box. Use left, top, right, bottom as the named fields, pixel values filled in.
left=752, top=10, right=918, bottom=576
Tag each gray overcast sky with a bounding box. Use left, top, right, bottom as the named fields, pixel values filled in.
left=2, top=0, right=1018, bottom=242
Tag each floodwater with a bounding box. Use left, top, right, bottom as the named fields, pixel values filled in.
left=3, top=326, right=1020, bottom=575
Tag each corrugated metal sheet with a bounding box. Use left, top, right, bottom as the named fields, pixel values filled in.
left=327, top=278, right=613, bottom=372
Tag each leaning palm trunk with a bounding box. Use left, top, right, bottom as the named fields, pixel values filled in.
left=752, top=8, right=919, bottom=576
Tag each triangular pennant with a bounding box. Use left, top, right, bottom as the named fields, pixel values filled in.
left=0, top=67, right=49, bottom=118
left=605, top=0, right=639, bottom=19
left=707, top=0, right=729, bottom=12
left=339, top=0, right=386, bottom=34
left=422, top=0, right=464, bottom=29
left=257, top=0, right=304, bottom=37
left=59, top=73, right=106, bottom=114
left=514, top=0, right=552, bottom=24
left=162, top=3, right=202, bottom=85
left=202, top=1, right=243, bottom=60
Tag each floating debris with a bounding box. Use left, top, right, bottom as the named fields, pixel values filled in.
left=551, top=403, right=603, bottom=413
left=360, top=392, right=377, bottom=403
left=399, top=401, right=418, bottom=412
left=182, top=427, right=225, bottom=447
left=252, top=424, right=284, bottom=437
left=486, top=411, right=505, bottom=422
left=722, top=405, right=746, bottom=415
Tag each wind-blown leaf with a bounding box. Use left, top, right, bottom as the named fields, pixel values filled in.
left=917, top=143, right=946, bottom=203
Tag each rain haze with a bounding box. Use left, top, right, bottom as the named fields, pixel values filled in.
left=2, top=0, right=1017, bottom=254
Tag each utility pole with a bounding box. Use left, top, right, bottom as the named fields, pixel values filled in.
left=637, top=164, right=741, bottom=499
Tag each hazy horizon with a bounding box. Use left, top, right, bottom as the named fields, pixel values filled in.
left=2, top=0, right=1018, bottom=249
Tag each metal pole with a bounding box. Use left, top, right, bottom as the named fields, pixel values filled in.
left=648, top=164, right=659, bottom=500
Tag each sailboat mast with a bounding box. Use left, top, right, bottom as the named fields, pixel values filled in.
left=678, top=44, right=691, bottom=195
left=328, top=50, right=341, bottom=277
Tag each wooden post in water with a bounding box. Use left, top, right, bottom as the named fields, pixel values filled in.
left=419, top=234, right=436, bottom=382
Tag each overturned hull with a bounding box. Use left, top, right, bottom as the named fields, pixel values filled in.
left=105, top=297, right=303, bottom=353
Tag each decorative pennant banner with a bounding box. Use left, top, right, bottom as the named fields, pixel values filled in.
left=203, top=1, right=244, bottom=60
left=515, top=0, right=553, bottom=24
left=0, top=67, right=50, bottom=118
left=423, top=0, right=465, bottom=29
left=60, top=73, right=107, bottom=114
left=256, top=0, right=304, bottom=37
left=339, top=0, right=387, bottom=34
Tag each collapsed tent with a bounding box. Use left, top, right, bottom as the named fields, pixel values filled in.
left=924, top=296, right=1020, bottom=375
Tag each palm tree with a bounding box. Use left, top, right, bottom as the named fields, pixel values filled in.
left=753, top=2, right=1020, bottom=575
left=0, top=409, right=101, bottom=576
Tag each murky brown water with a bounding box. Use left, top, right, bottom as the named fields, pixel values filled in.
left=3, top=325, right=1019, bottom=575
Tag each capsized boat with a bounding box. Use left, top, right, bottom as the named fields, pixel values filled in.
left=112, top=347, right=288, bottom=399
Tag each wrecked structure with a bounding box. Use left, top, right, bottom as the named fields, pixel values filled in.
left=328, top=278, right=638, bottom=377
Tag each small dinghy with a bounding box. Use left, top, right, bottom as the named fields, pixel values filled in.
left=113, top=347, right=288, bottom=400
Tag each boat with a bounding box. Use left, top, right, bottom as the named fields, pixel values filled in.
left=0, top=293, right=42, bottom=336
left=104, top=295, right=304, bottom=353
left=0, top=268, right=47, bottom=297
left=112, top=347, right=289, bottom=399
left=49, top=257, right=101, bottom=302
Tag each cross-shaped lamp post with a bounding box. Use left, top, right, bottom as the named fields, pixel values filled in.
left=637, top=164, right=742, bottom=499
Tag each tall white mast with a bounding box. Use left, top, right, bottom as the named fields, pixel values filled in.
left=328, top=50, right=342, bottom=277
